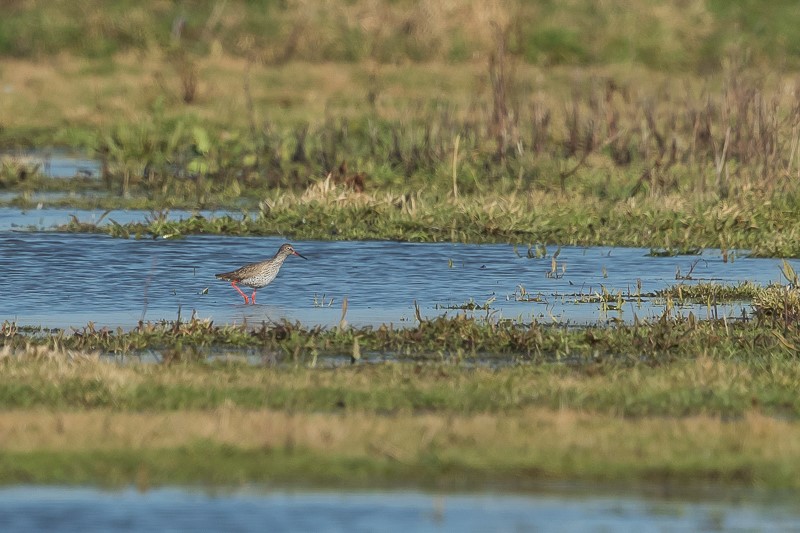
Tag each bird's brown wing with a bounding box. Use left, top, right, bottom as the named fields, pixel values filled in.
left=215, top=261, right=261, bottom=281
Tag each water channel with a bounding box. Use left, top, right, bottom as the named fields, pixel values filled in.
left=0, top=207, right=795, bottom=329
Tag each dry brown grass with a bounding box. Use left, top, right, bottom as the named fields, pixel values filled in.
left=0, top=345, right=136, bottom=390
left=1, top=406, right=797, bottom=478
left=1, top=53, right=477, bottom=130
left=0, top=52, right=783, bottom=131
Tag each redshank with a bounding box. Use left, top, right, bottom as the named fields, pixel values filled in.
left=215, top=243, right=307, bottom=304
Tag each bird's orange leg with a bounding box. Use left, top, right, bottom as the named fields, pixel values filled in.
left=230, top=281, right=250, bottom=304
left=251, top=290, right=257, bottom=304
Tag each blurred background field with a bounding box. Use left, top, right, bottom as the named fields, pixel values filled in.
left=2, top=0, right=798, bottom=70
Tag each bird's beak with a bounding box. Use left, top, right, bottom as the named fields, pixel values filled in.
left=294, top=250, right=308, bottom=260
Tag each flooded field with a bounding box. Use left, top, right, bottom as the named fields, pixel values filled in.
left=0, top=207, right=796, bottom=329
left=5, top=3, right=800, bottom=523
left=1, top=485, right=798, bottom=532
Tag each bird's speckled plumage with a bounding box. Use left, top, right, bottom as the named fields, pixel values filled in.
left=215, top=243, right=307, bottom=304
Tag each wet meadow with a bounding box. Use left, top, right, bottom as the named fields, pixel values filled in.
left=4, top=1, right=800, bottom=502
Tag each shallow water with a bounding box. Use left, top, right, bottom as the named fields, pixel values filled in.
left=0, top=149, right=100, bottom=178
left=0, top=486, right=798, bottom=533
left=1, top=208, right=797, bottom=329
left=0, top=206, right=239, bottom=231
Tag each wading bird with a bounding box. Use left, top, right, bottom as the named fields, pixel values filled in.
left=215, top=243, right=307, bottom=304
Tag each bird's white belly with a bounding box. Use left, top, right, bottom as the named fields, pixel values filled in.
left=241, top=270, right=279, bottom=289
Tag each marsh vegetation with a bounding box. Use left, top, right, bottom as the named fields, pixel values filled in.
left=3, top=4, right=800, bottom=254
left=3, top=1, right=800, bottom=491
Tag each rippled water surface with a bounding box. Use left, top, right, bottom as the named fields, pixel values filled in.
left=0, top=207, right=239, bottom=231
left=0, top=150, right=101, bottom=178
left=1, top=208, right=796, bottom=329
left=1, top=486, right=798, bottom=533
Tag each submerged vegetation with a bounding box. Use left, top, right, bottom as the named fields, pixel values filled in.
left=1, top=301, right=800, bottom=363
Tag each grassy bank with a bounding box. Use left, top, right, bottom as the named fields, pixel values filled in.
left=45, top=187, right=800, bottom=257
left=0, top=345, right=799, bottom=488
left=3, top=408, right=798, bottom=490
left=1, top=341, right=800, bottom=417
left=3, top=311, right=800, bottom=488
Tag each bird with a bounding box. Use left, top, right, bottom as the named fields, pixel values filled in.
left=215, top=243, right=307, bottom=304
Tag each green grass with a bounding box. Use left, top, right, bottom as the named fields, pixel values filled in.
left=33, top=190, right=800, bottom=257
left=0, top=355, right=798, bottom=417
left=658, top=282, right=766, bottom=302
left=0, top=446, right=419, bottom=489
left=4, top=312, right=800, bottom=416
left=0, top=353, right=799, bottom=488
left=2, top=440, right=794, bottom=490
